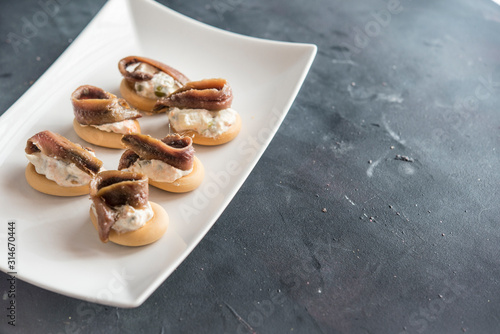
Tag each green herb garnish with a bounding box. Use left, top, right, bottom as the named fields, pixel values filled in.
left=155, top=85, right=166, bottom=97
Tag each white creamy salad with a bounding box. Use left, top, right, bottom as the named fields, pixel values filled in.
left=90, top=119, right=139, bottom=134
left=26, top=152, right=93, bottom=187
left=124, top=159, right=192, bottom=183
left=91, top=202, right=154, bottom=233
left=128, top=63, right=181, bottom=99
left=168, top=107, right=237, bottom=138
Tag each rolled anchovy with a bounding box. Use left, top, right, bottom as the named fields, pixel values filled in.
left=25, top=130, right=103, bottom=175
left=71, top=85, right=142, bottom=126
left=153, top=78, right=233, bottom=112
left=90, top=170, right=149, bottom=242
left=118, top=56, right=189, bottom=85
left=119, top=133, right=194, bottom=171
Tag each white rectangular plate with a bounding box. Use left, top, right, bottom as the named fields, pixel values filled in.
left=0, top=0, right=316, bottom=307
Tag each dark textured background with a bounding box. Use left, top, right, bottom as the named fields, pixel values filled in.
left=1, top=0, right=500, bottom=333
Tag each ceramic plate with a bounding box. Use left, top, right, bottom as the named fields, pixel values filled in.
left=0, top=0, right=316, bottom=307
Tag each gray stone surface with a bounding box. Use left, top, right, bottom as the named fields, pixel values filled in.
left=1, top=0, right=500, bottom=333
